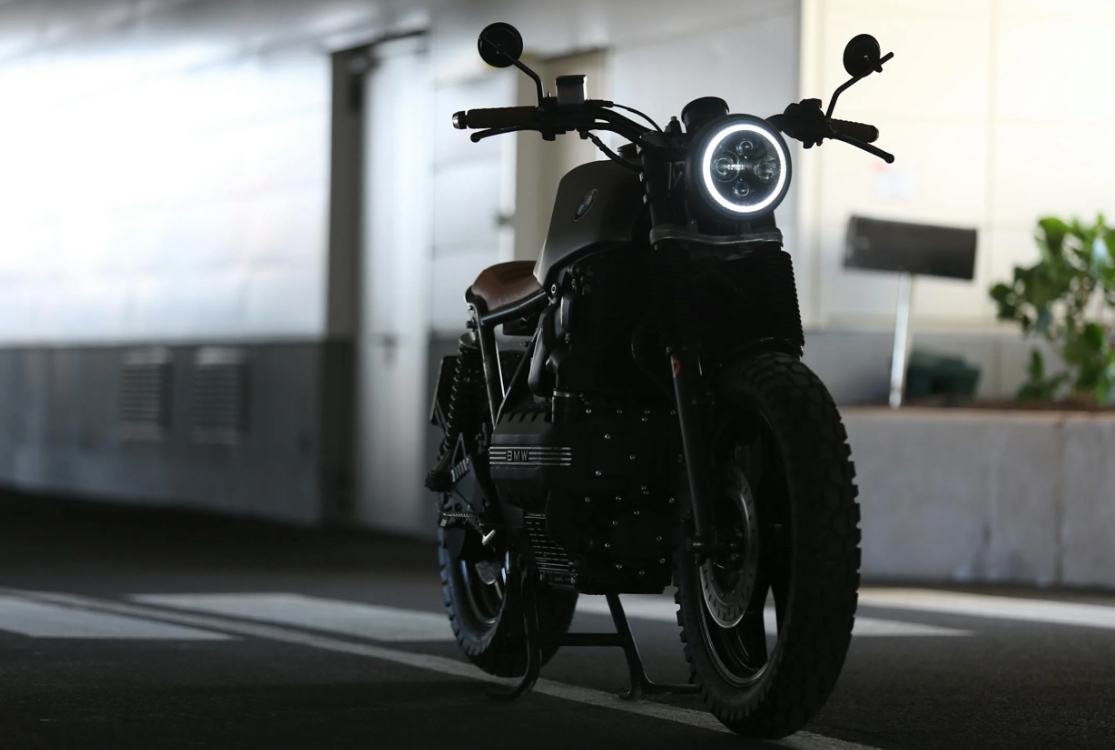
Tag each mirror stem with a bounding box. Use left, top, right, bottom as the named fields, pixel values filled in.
left=825, top=75, right=862, bottom=118
left=492, top=44, right=545, bottom=105
left=826, top=51, right=892, bottom=118
left=511, top=57, right=545, bottom=105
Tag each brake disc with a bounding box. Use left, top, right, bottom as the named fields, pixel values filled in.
left=699, top=468, right=761, bottom=629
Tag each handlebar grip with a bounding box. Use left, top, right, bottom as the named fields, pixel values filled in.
left=453, top=106, right=538, bottom=130
left=829, top=118, right=879, bottom=144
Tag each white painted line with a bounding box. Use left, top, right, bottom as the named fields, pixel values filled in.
left=575, top=595, right=971, bottom=637
left=847, top=617, right=969, bottom=638
left=577, top=594, right=678, bottom=622
left=859, top=588, right=1115, bottom=631
left=132, top=593, right=454, bottom=642
left=6, top=589, right=884, bottom=750
left=0, top=595, right=232, bottom=640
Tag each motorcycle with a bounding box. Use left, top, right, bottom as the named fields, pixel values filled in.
left=427, top=21, right=893, bottom=738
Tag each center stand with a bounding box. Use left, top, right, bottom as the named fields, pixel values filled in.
left=488, top=557, right=699, bottom=702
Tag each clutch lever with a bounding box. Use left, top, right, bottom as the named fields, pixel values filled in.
left=470, top=125, right=561, bottom=142
left=470, top=126, right=517, bottom=142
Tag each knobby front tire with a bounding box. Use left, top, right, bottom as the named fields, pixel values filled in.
left=675, top=352, right=861, bottom=738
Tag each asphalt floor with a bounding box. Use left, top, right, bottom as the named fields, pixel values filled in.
left=1, top=491, right=1113, bottom=750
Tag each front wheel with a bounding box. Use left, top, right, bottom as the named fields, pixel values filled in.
left=675, top=352, right=860, bottom=738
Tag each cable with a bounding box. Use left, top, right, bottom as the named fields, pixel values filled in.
left=583, top=131, right=641, bottom=172
left=608, top=103, right=663, bottom=133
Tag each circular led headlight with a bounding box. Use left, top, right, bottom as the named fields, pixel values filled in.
left=688, top=115, right=792, bottom=219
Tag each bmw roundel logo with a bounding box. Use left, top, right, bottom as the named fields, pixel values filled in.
left=573, top=188, right=597, bottom=222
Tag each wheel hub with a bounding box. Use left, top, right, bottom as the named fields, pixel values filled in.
left=474, top=559, right=501, bottom=585
left=699, top=468, right=760, bottom=629
left=458, top=549, right=508, bottom=625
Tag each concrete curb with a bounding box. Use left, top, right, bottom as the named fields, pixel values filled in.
left=843, top=408, right=1115, bottom=589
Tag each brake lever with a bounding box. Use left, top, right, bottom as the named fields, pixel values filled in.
left=828, top=132, right=894, bottom=164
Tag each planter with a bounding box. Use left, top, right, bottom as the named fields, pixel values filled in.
left=843, top=407, right=1115, bottom=589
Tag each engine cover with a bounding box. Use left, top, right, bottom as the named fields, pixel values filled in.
left=489, top=400, right=679, bottom=593
left=489, top=403, right=666, bottom=508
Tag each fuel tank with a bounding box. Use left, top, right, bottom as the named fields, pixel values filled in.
left=532, top=160, right=645, bottom=290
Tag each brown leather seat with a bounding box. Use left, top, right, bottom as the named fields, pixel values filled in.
left=469, top=261, right=542, bottom=313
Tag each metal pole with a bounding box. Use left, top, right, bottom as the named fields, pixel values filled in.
left=889, top=273, right=914, bottom=409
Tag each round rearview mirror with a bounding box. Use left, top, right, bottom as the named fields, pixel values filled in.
left=843, top=34, right=881, bottom=78
left=478, top=22, right=524, bottom=68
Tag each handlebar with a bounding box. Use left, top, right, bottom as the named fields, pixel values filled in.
left=829, top=118, right=878, bottom=144
left=452, top=106, right=538, bottom=130
left=452, top=99, right=892, bottom=163
left=452, top=99, right=652, bottom=147
left=769, top=99, right=892, bottom=163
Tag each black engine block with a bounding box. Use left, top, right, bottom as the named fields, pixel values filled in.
left=489, top=399, right=680, bottom=593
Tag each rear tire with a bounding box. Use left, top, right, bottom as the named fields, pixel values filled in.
left=675, top=352, right=860, bottom=738
left=439, top=525, right=578, bottom=678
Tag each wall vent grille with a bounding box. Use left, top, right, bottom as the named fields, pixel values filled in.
left=191, top=348, right=249, bottom=444
left=119, top=348, right=172, bottom=441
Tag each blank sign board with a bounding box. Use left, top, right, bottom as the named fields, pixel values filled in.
left=844, top=216, right=978, bottom=280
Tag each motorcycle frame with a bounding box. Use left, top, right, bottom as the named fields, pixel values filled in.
left=466, top=291, right=549, bottom=427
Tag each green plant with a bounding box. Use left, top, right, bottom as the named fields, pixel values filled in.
left=990, top=215, right=1115, bottom=405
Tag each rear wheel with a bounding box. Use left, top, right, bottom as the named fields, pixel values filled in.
left=675, top=352, right=860, bottom=738
left=439, top=523, right=578, bottom=677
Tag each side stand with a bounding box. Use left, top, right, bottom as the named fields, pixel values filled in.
left=488, top=561, right=698, bottom=702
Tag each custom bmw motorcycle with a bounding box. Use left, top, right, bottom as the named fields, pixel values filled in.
left=428, top=22, right=894, bottom=738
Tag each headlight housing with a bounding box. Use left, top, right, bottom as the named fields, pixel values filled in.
left=688, top=115, right=792, bottom=219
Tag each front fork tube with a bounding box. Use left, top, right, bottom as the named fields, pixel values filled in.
left=640, top=139, right=719, bottom=556
left=670, top=346, right=718, bottom=557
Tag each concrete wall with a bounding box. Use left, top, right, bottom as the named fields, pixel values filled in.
left=0, top=341, right=353, bottom=525
left=846, top=408, right=1115, bottom=589
left=0, top=0, right=419, bottom=525
left=3, top=1, right=322, bottom=342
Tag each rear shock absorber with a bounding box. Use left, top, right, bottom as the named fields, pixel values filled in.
left=426, top=330, right=483, bottom=492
